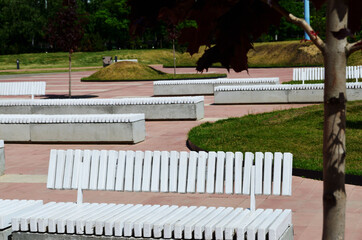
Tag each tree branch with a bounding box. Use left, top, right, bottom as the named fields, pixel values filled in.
left=262, top=0, right=326, bottom=52
left=346, top=40, right=362, bottom=55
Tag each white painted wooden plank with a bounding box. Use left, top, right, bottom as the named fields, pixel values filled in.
left=105, top=150, right=118, bottom=190
left=246, top=209, right=273, bottom=240
left=223, top=209, right=251, bottom=240
left=142, top=205, right=179, bottom=237
left=47, top=149, right=58, bottom=189
left=206, top=152, right=217, bottom=194
left=169, top=151, right=179, bottom=192
left=54, top=150, right=66, bottom=189
left=215, top=151, right=226, bottom=194
left=124, top=151, right=135, bottom=191
left=196, top=151, right=207, bottom=193
left=193, top=207, right=226, bottom=239
left=215, top=208, right=244, bottom=240
left=141, top=151, right=153, bottom=192
left=234, top=152, right=243, bottom=194
left=152, top=206, right=189, bottom=238
left=97, top=150, right=109, bottom=190
left=242, top=152, right=254, bottom=195
left=204, top=207, right=234, bottom=239
left=225, top=152, right=234, bottom=194
left=268, top=209, right=292, bottom=240
left=282, top=153, right=293, bottom=196
left=257, top=209, right=283, bottom=240
left=133, top=151, right=144, bottom=192
left=263, top=152, right=273, bottom=195
left=115, top=151, right=126, bottom=191
left=29, top=202, right=68, bottom=232
left=183, top=207, right=218, bottom=239
left=163, top=206, right=197, bottom=238
left=85, top=204, right=124, bottom=234
left=81, top=150, right=92, bottom=189
left=250, top=166, right=256, bottom=212
left=255, top=152, right=264, bottom=195
left=177, top=151, right=188, bottom=193
left=133, top=205, right=171, bottom=237
left=235, top=209, right=264, bottom=240
left=71, top=150, right=82, bottom=189
left=63, top=150, right=74, bottom=189
left=160, top=151, right=170, bottom=192
left=89, top=150, right=101, bottom=190
left=273, top=152, right=283, bottom=195
left=187, top=151, right=198, bottom=193
left=151, top=151, right=161, bottom=192
left=174, top=206, right=208, bottom=239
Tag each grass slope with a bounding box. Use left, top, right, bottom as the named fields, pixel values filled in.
left=1, top=41, right=360, bottom=72
left=188, top=101, right=362, bottom=176
left=81, top=62, right=225, bottom=81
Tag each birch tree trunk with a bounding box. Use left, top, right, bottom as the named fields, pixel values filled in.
left=322, top=0, right=347, bottom=238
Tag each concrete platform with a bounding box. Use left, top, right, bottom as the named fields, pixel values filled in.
left=0, top=97, right=204, bottom=121
left=214, top=83, right=362, bottom=104
left=154, top=78, right=279, bottom=96
left=0, top=114, right=145, bottom=143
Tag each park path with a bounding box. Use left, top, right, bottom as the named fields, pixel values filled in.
left=0, top=67, right=361, bottom=239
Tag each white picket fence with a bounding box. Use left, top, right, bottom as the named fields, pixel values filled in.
left=293, top=66, right=362, bottom=81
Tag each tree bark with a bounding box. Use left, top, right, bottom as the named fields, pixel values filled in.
left=322, top=0, right=347, bottom=239
left=173, top=39, right=176, bottom=76
left=69, top=51, right=72, bottom=98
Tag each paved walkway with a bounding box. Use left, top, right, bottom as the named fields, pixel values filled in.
left=0, top=68, right=361, bottom=239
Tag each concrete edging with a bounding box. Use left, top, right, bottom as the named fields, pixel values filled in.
left=0, top=140, right=4, bottom=176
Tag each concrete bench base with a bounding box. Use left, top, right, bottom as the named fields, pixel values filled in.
left=154, top=78, right=279, bottom=96
left=0, top=97, right=204, bottom=120
left=214, top=83, right=362, bottom=104
left=0, top=114, right=145, bottom=143
left=0, top=227, right=12, bottom=240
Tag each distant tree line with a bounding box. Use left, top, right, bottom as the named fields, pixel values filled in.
left=0, top=0, right=360, bottom=54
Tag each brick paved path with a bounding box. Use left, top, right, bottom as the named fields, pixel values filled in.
left=0, top=67, right=361, bottom=239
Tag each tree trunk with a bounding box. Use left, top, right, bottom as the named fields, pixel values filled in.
left=173, top=39, right=176, bottom=76
left=322, top=0, right=347, bottom=238
left=69, top=51, right=72, bottom=98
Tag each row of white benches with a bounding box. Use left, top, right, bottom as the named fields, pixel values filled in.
left=292, top=66, right=362, bottom=81
left=0, top=82, right=46, bottom=99
left=1, top=148, right=294, bottom=240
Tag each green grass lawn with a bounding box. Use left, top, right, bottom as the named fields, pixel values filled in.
left=81, top=62, right=226, bottom=81
left=188, top=101, right=362, bottom=176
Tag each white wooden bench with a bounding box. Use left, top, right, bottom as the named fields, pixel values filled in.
left=0, top=96, right=204, bottom=120
left=12, top=149, right=294, bottom=240
left=214, top=82, right=362, bottom=104
left=293, top=66, right=361, bottom=81
left=0, top=114, right=145, bottom=143
left=0, top=82, right=46, bottom=99
left=154, top=78, right=279, bottom=96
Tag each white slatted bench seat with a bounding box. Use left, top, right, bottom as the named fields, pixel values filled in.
left=0, top=96, right=204, bottom=120
left=0, top=82, right=46, bottom=99
left=292, top=66, right=362, bottom=81
left=0, top=114, right=145, bottom=143
left=154, top=78, right=279, bottom=96
left=12, top=149, right=294, bottom=240
left=0, top=199, right=43, bottom=239
left=214, top=82, right=362, bottom=104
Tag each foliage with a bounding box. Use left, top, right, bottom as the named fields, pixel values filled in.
left=188, top=101, right=362, bottom=176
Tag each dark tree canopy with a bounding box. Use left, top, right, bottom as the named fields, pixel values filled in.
left=128, top=0, right=362, bottom=72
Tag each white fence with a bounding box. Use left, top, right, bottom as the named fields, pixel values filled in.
left=293, top=66, right=362, bottom=81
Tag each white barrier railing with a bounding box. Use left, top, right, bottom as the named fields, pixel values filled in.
left=293, top=66, right=361, bottom=82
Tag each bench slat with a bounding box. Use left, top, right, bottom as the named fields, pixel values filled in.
left=71, top=150, right=82, bottom=189
left=215, top=151, right=226, bottom=194
left=141, top=151, right=153, bottom=192
left=282, top=153, right=293, bottom=196
left=124, top=151, right=135, bottom=191
left=105, top=150, right=117, bottom=190
left=46, top=150, right=57, bottom=189
left=54, top=150, right=66, bottom=189
left=160, top=151, right=170, bottom=192
left=215, top=207, right=244, bottom=240
left=174, top=206, right=207, bottom=238
left=235, top=209, right=264, bottom=240
left=63, top=150, right=74, bottom=189
left=268, top=209, right=292, bottom=240
left=255, top=152, right=264, bottom=195
left=151, top=151, right=161, bottom=192
left=133, top=151, right=144, bottom=192
left=193, top=207, right=226, bottom=239
left=97, top=150, right=108, bottom=190
left=196, top=151, right=207, bottom=193
left=89, top=150, right=101, bottom=191
left=204, top=207, right=234, bottom=239
left=234, top=152, right=243, bottom=194
left=163, top=206, right=197, bottom=238
left=186, top=151, right=198, bottom=193
left=169, top=151, right=179, bottom=192
left=177, top=152, right=188, bottom=193
left=273, top=152, right=283, bottom=195
left=206, top=152, right=216, bottom=194
left=85, top=204, right=123, bottom=235
left=247, top=209, right=273, bottom=240
left=94, top=204, right=131, bottom=235
left=225, top=152, right=234, bottom=194
left=263, top=152, right=273, bottom=195
left=257, top=209, right=283, bottom=240
left=115, top=151, right=126, bottom=191
left=81, top=150, right=92, bottom=189
left=153, top=206, right=189, bottom=238
left=242, top=152, right=253, bottom=194
left=125, top=204, right=162, bottom=236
